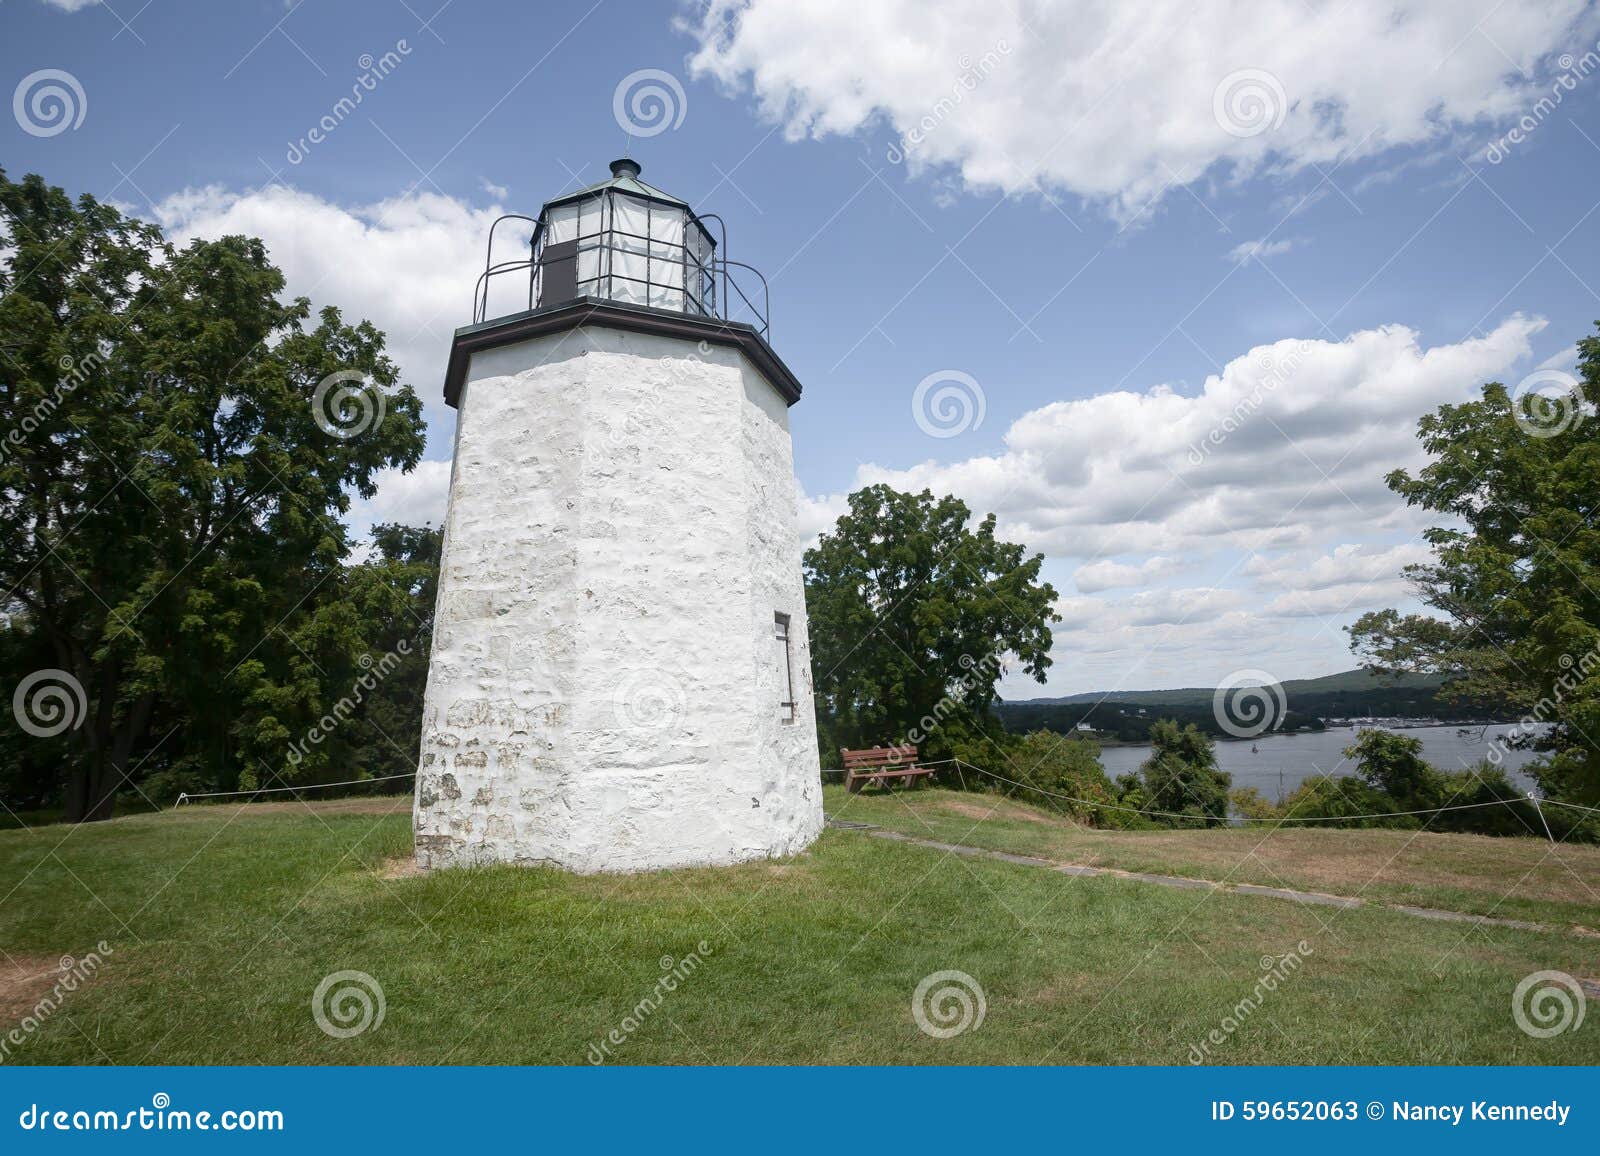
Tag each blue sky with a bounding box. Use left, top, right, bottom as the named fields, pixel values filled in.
left=6, top=0, right=1600, bottom=695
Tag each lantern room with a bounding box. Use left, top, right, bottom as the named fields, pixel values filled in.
left=472, top=158, right=770, bottom=339
left=538, top=156, right=715, bottom=314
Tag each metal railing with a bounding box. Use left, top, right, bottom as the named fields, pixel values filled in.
left=472, top=211, right=771, bottom=340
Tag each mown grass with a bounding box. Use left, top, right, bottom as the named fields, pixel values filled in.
left=826, top=784, right=1600, bottom=929
left=0, top=795, right=1595, bottom=1065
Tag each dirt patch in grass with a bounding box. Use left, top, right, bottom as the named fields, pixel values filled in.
left=1051, top=825, right=1600, bottom=917
left=1120, top=827, right=1600, bottom=907
left=377, top=855, right=424, bottom=880
left=1030, top=975, right=1098, bottom=1006
left=0, top=955, right=69, bottom=1024
left=938, top=797, right=1052, bottom=824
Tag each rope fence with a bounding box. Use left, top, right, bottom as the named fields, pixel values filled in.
left=174, top=771, right=415, bottom=808
left=833, top=755, right=1600, bottom=826
left=169, top=755, right=1600, bottom=828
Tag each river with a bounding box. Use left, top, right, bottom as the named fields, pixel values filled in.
left=1095, top=723, right=1544, bottom=802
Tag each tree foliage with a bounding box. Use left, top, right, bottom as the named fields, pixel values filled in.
left=803, top=485, right=1058, bottom=766
left=1119, top=719, right=1230, bottom=827
left=1347, top=325, right=1600, bottom=805
left=1255, top=730, right=1578, bottom=839
left=1344, top=728, right=1435, bottom=801
left=0, top=171, right=426, bottom=820
left=1007, top=729, right=1130, bottom=825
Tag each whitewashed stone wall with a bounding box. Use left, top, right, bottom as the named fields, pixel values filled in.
left=414, top=326, right=824, bottom=872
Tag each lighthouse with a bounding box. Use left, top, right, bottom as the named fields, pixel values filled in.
left=413, top=159, right=824, bottom=873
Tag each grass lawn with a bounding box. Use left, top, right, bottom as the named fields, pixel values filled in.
left=825, top=784, right=1600, bottom=929
left=0, top=793, right=1596, bottom=1065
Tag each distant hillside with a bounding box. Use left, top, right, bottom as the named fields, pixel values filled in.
left=998, top=669, right=1507, bottom=743
left=1022, top=669, right=1446, bottom=707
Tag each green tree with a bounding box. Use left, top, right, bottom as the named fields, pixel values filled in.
left=803, top=484, right=1058, bottom=767
left=0, top=171, right=425, bottom=820
left=1126, top=719, right=1230, bottom=827
left=1227, top=786, right=1280, bottom=823
left=1275, top=774, right=1396, bottom=828
left=1348, top=325, right=1600, bottom=806
left=1009, top=730, right=1127, bottom=825
left=1273, top=736, right=1566, bottom=838
left=1342, top=729, right=1436, bottom=802
left=311, top=523, right=441, bottom=785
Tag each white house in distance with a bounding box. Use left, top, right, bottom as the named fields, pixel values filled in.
left=413, top=159, right=824, bottom=873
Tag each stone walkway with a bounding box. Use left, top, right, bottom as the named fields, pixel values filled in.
left=829, top=819, right=1600, bottom=940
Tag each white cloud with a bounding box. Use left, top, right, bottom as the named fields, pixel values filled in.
left=796, top=485, right=847, bottom=551
left=150, top=183, right=506, bottom=434
left=1262, top=580, right=1415, bottom=619
left=1226, top=237, right=1296, bottom=264
left=1537, top=343, right=1579, bottom=372
left=343, top=459, right=452, bottom=558
left=804, top=316, right=1543, bottom=693
left=40, top=0, right=100, bottom=10
left=1244, top=542, right=1435, bottom=591
left=831, top=316, right=1542, bottom=561
left=1073, top=555, right=1183, bottom=593
left=1051, top=587, right=1253, bottom=644
left=688, top=0, right=1596, bottom=216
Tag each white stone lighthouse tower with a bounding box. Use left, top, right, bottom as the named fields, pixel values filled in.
left=414, top=159, right=824, bottom=873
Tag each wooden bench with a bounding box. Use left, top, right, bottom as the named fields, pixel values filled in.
left=841, top=745, right=935, bottom=794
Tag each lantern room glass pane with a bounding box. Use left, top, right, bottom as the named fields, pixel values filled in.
left=546, top=201, right=578, bottom=244
left=608, top=192, right=650, bottom=306
left=648, top=202, right=686, bottom=312
left=536, top=187, right=718, bottom=316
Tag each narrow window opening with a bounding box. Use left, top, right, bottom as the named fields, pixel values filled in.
left=774, top=612, right=796, bottom=724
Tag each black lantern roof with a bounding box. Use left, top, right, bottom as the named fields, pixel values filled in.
left=544, top=157, right=696, bottom=213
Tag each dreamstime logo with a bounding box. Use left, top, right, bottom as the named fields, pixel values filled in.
left=912, top=370, right=985, bottom=438
left=611, top=669, right=687, bottom=732
left=12, top=669, right=87, bottom=739
left=1, top=349, right=108, bottom=467
left=311, top=970, right=386, bottom=1039
left=13, top=69, right=87, bottom=138
left=1512, top=970, right=1587, bottom=1039
left=904, top=652, right=999, bottom=747
left=886, top=41, right=1011, bottom=164
left=1212, top=69, right=1287, bottom=138
left=0, top=942, right=113, bottom=1064
left=1187, top=339, right=1314, bottom=465
left=912, top=970, right=986, bottom=1039
left=612, top=69, right=687, bottom=138
left=1188, top=940, right=1313, bottom=1063
left=285, top=41, right=412, bottom=165
left=16, top=1091, right=283, bottom=1132
left=587, top=942, right=714, bottom=1063
left=311, top=370, right=386, bottom=439
left=1211, top=669, right=1286, bottom=739
left=1482, top=640, right=1600, bottom=770
left=1510, top=368, right=1585, bottom=438
left=1485, top=40, right=1600, bottom=164
left=286, top=642, right=412, bottom=766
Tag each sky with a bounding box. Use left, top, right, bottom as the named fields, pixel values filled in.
left=5, top=0, right=1600, bottom=698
